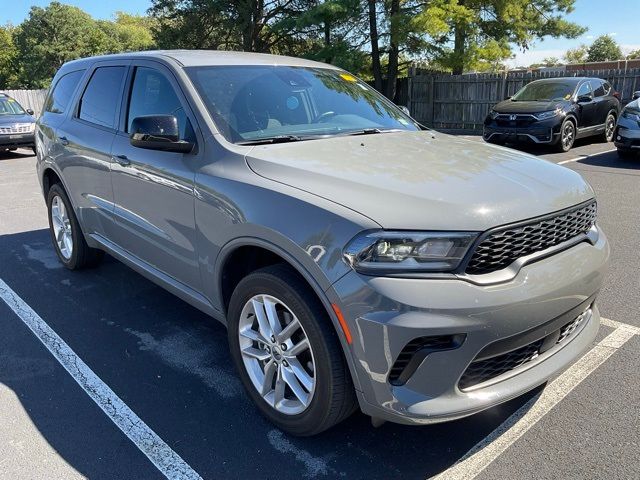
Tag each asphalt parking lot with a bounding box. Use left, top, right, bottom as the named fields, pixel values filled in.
left=1, top=135, right=639, bottom=480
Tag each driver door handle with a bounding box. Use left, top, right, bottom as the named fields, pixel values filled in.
left=114, top=154, right=130, bottom=166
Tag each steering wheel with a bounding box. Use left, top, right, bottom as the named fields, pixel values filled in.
left=313, top=111, right=337, bottom=123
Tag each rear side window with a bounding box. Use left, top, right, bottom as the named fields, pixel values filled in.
left=78, top=66, right=126, bottom=128
left=592, top=80, right=605, bottom=97
left=44, top=70, right=85, bottom=114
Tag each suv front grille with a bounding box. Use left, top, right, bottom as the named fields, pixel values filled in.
left=0, top=124, right=33, bottom=134
left=465, top=201, right=597, bottom=275
left=459, top=309, right=590, bottom=390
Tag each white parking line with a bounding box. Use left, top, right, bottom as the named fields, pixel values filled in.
left=0, top=277, right=203, bottom=480
left=557, top=148, right=616, bottom=165
left=430, top=322, right=637, bottom=480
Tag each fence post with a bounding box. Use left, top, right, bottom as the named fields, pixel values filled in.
left=501, top=71, right=508, bottom=100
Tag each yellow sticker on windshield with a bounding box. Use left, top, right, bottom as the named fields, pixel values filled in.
left=340, top=73, right=357, bottom=82
left=564, top=94, right=571, bottom=100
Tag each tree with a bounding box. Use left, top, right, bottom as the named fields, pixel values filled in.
left=627, top=49, right=640, bottom=60
left=13, top=2, right=113, bottom=87
left=97, top=13, right=156, bottom=52
left=564, top=44, right=588, bottom=64
left=587, top=35, right=622, bottom=62
left=434, top=0, right=586, bottom=75
left=0, top=26, right=19, bottom=88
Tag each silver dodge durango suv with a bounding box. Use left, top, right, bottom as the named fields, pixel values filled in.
left=36, top=50, right=609, bottom=436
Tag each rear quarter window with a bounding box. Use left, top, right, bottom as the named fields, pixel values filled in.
left=44, top=70, right=85, bottom=114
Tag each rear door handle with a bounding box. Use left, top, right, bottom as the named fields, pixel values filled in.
left=114, top=154, right=130, bottom=166
left=59, top=136, right=69, bottom=146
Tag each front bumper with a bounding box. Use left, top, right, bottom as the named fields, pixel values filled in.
left=483, top=116, right=561, bottom=144
left=614, top=119, right=640, bottom=150
left=331, top=229, right=609, bottom=425
left=0, top=132, right=35, bottom=148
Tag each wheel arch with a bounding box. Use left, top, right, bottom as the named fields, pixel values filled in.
left=215, top=237, right=362, bottom=390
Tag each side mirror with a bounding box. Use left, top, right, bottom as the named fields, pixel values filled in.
left=633, top=91, right=640, bottom=100
left=129, top=115, right=194, bottom=154
left=26, top=108, right=34, bottom=116
left=577, top=95, right=592, bottom=103
left=398, top=105, right=410, bottom=116
left=504, top=95, right=512, bottom=100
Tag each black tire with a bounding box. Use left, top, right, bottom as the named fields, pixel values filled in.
left=47, top=183, right=104, bottom=270
left=228, top=264, right=357, bottom=436
left=486, top=137, right=505, bottom=146
left=602, top=112, right=616, bottom=142
left=617, top=148, right=635, bottom=159
left=555, top=118, right=576, bottom=152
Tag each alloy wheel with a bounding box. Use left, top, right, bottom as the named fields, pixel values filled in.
left=238, top=294, right=316, bottom=415
left=51, top=195, right=74, bottom=260
left=562, top=121, right=575, bottom=150
left=605, top=115, right=616, bottom=142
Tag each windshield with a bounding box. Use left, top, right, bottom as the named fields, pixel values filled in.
left=0, top=97, right=26, bottom=115
left=186, top=66, right=419, bottom=143
left=511, top=81, right=576, bottom=102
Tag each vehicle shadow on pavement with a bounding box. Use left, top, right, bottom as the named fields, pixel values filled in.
left=502, top=137, right=607, bottom=155
left=0, top=229, right=540, bottom=480
left=577, top=152, right=640, bottom=170
left=0, top=150, right=33, bottom=161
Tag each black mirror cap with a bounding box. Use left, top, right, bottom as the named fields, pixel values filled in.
left=129, top=115, right=194, bottom=154
left=577, top=95, right=592, bottom=103
left=26, top=108, right=34, bottom=116
left=633, top=91, right=640, bottom=100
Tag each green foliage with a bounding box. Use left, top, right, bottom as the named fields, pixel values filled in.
left=627, top=49, right=640, bottom=60
left=586, top=35, right=623, bottom=62
left=0, top=26, right=19, bottom=88
left=433, top=0, right=586, bottom=74
left=11, top=2, right=155, bottom=88
left=564, top=44, right=588, bottom=64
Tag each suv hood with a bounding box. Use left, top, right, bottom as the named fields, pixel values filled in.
left=245, top=131, right=594, bottom=231
left=493, top=99, right=567, bottom=114
left=0, top=113, right=34, bottom=126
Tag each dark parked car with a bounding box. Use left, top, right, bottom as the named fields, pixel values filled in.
left=484, top=77, right=620, bottom=152
left=614, top=90, right=640, bottom=158
left=0, top=92, right=36, bottom=152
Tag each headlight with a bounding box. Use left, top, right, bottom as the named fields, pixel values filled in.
left=533, top=109, right=561, bottom=120
left=343, top=231, right=478, bottom=274
left=489, top=110, right=499, bottom=119
left=622, top=108, right=640, bottom=122
left=28, top=123, right=35, bottom=132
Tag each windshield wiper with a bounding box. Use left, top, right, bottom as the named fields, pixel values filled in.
left=339, top=128, right=403, bottom=137
left=236, top=134, right=305, bottom=146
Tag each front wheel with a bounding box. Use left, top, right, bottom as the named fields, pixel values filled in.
left=227, top=264, right=357, bottom=436
left=556, top=118, right=576, bottom=152
left=603, top=113, right=616, bottom=142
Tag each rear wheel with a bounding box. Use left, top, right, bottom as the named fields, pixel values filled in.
left=227, top=264, right=357, bottom=436
left=556, top=118, right=576, bottom=152
left=603, top=113, right=616, bottom=142
left=47, top=184, right=104, bottom=270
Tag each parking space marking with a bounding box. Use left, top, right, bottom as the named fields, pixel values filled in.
left=557, top=148, right=616, bottom=165
left=430, top=323, right=636, bottom=480
left=0, top=277, right=203, bottom=480
left=601, top=317, right=640, bottom=335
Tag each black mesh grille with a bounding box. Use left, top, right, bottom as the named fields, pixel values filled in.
left=459, top=340, right=543, bottom=390
left=459, top=309, right=590, bottom=391
left=466, top=201, right=597, bottom=275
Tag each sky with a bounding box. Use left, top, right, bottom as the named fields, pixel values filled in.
left=4, top=0, right=640, bottom=68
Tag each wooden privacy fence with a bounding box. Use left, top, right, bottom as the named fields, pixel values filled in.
left=1, top=89, right=48, bottom=116
left=407, top=69, right=640, bottom=133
